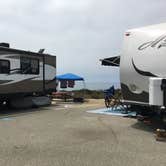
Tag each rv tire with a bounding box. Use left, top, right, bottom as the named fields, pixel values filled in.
left=161, top=112, right=166, bottom=129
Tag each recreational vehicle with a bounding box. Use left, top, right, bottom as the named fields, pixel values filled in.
left=0, top=43, right=56, bottom=107
left=101, top=23, right=166, bottom=121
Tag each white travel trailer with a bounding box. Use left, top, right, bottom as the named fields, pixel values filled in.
left=0, top=43, right=56, bottom=107
left=101, top=23, right=166, bottom=119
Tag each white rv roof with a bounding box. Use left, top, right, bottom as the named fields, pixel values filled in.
left=127, top=23, right=166, bottom=36
left=0, top=46, right=54, bottom=57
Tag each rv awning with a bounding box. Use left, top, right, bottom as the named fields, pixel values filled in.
left=101, top=56, right=120, bottom=67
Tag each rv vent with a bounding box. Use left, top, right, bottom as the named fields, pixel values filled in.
left=0, top=43, right=10, bottom=48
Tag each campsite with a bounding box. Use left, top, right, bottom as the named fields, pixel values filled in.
left=0, top=0, right=166, bottom=166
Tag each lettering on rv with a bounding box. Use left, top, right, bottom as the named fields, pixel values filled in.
left=138, top=35, right=166, bottom=50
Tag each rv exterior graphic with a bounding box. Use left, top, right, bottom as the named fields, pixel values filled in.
left=0, top=43, right=56, bottom=107
left=102, top=23, right=166, bottom=115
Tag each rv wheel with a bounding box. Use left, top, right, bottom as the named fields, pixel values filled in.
left=161, top=113, right=166, bottom=129
left=5, top=100, right=11, bottom=108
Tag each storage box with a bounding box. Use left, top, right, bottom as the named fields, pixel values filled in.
left=149, top=77, right=163, bottom=106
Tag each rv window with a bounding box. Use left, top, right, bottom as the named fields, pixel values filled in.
left=0, top=60, right=10, bottom=74
left=21, top=57, right=39, bottom=74
left=31, top=59, right=39, bottom=74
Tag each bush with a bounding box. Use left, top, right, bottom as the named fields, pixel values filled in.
left=72, top=89, right=104, bottom=99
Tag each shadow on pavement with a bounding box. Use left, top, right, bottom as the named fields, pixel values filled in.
left=0, top=105, right=50, bottom=119
left=131, top=118, right=164, bottom=133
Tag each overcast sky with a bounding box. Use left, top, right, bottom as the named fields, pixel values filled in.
left=0, top=0, right=165, bottom=83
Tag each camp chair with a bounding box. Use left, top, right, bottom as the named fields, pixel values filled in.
left=104, top=87, right=126, bottom=111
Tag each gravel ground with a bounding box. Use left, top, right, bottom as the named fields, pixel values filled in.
left=0, top=99, right=165, bottom=166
